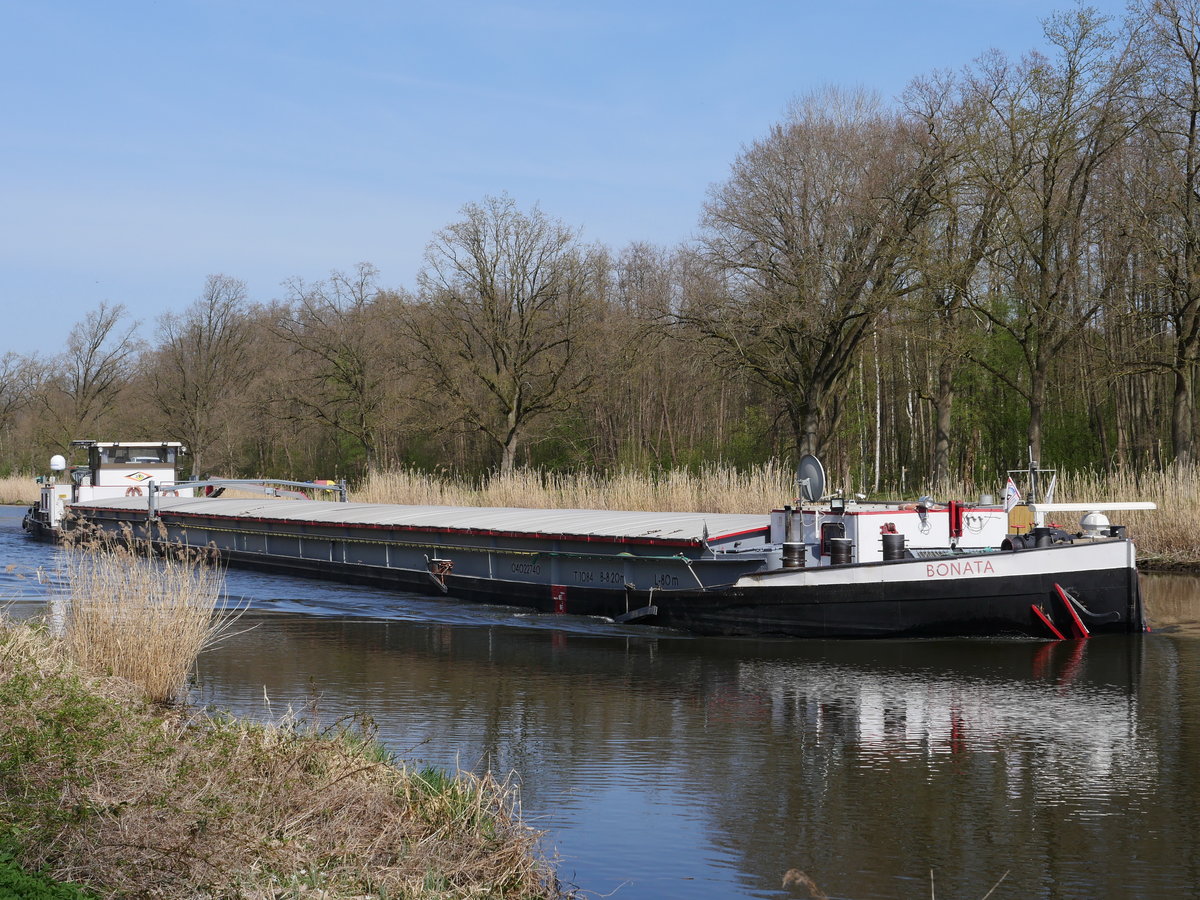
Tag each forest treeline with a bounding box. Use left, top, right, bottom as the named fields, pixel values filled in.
left=4, top=1, right=1200, bottom=495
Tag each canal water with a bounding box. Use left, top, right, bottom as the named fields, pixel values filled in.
left=2, top=505, right=1198, bottom=900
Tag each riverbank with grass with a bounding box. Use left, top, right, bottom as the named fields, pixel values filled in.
left=0, top=541, right=566, bottom=899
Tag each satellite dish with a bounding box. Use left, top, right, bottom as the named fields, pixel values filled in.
left=796, top=454, right=826, bottom=502
left=49, top=454, right=67, bottom=472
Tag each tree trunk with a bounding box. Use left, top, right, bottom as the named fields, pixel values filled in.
left=797, top=404, right=822, bottom=459
left=500, top=439, right=517, bottom=475
left=1028, top=367, right=1046, bottom=466
left=1172, top=366, right=1194, bottom=466
left=930, top=355, right=954, bottom=491
left=872, top=336, right=881, bottom=493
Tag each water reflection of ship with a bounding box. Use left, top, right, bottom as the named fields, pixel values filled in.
left=736, top=643, right=1147, bottom=784
left=711, top=645, right=1193, bottom=900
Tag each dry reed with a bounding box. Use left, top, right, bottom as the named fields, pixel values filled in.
left=1056, top=467, right=1200, bottom=567
left=0, top=623, right=562, bottom=899
left=356, top=462, right=795, bottom=513
left=60, top=534, right=236, bottom=704
left=0, top=473, right=39, bottom=505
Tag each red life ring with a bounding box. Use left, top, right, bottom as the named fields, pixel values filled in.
left=163, top=490, right=179, bottom=497
left=125, top=486, right=143, bottom=496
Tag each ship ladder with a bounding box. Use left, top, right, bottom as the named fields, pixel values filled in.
left=425, top=556, right=453, bottom=593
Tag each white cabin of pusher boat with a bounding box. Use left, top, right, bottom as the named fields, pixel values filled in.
left=32, top=440, right=191, bottom=531
left=769, top=498, right=1010, bottom=567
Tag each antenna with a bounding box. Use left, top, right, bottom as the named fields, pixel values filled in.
left=796, top=454, right=827, bottom=502
left=1028, top=445, right=1039, bottom=502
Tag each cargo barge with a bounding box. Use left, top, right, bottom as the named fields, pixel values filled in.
left=23, top=442, right=1155, bottom=639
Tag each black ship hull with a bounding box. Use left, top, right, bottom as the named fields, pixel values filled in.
left=49, top=496, right=1144, bottom=640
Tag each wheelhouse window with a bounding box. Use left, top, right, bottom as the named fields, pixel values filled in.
left=98, top=446, right=176, bottom=465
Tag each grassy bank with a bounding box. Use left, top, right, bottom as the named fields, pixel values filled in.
left=1, top=542, right=564, bottom=899
left=356, top=463, right=1200, bottom=568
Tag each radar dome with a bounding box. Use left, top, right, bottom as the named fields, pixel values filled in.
left=49, top=454, right=67, bottom=472
left=1080, top=511, right=1111, bottom=536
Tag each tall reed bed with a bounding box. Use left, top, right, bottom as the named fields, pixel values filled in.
left=356, top=462, right=796, bottom=513
left=1058, top=467, right=1200, bottom=567
left=60, top=535, right=235, bottom=704
left=0, top=473, right=38, bottom=505
left=356, top=463, right=1200, bottom=567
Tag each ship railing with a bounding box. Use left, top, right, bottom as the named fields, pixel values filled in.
left=143, top=478, right=349, bottom=519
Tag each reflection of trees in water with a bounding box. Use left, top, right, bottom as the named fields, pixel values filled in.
left=1142, top=573, right=1200, bottom=631
left=194, top=620, right=708, bottom=787
left=192, top=615, right=1200, bottom=900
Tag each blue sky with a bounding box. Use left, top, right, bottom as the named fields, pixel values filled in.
left=1, top=1, right=1131, bottom=356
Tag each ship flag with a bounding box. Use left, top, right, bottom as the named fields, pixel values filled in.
left=1004, top=476, right=1021, bottom=512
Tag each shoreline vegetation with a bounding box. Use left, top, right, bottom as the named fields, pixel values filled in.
left=0, top=540, right=566, bottom=899
left=4, top=463, right=1198, bottom=568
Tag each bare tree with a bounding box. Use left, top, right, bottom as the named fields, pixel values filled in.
left=0, top=352, right=30, bottom=428
left=964, top=8, right=1145, bottom=465
left=687, top=88, right=949, bottom=459
left=409, top=195, right=599, bottom=474
left=900, top=73, right=1007, bottom=487
left=273, top=263, right=407, bottom=471
left=146, top=275, right=255, bottom=476
left=32, top=302, right=143, bottom=451
left=1127, top=0, right=1200, bottom=463
left=0, top=352, right=34, bottom=466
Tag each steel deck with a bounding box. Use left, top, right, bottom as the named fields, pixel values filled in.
left=70, top=497, right=770, bottom=545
